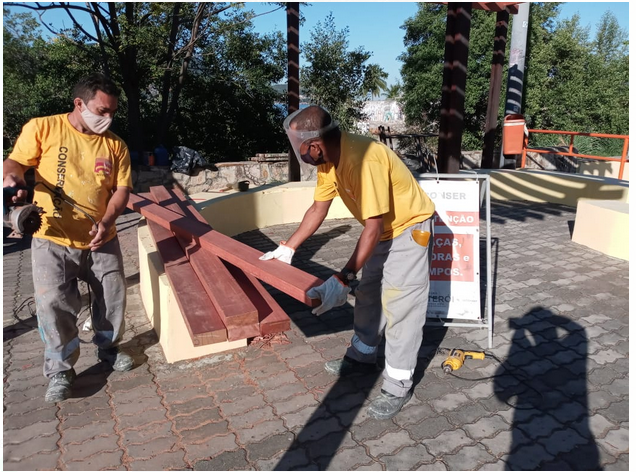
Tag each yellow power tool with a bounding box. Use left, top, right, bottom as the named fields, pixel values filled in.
left=441, top=348, right=488, bottom=374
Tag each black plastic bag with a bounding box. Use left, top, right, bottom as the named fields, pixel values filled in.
left=170, top=146, right=206, bottom=175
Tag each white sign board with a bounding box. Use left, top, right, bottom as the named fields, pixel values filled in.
left=418, top=179, right=481, bottom=320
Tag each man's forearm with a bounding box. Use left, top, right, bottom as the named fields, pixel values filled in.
left=100, top=187, right=131, bottom=227
left=3, top=158, right=28, bottom=183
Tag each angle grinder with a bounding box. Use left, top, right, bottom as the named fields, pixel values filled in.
left=3, top=186, right=43, bottom=237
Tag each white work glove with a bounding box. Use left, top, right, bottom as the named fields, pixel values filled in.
left=307, top=275, right=350, bottom=316
left=259, top=241, right=295, bottom=264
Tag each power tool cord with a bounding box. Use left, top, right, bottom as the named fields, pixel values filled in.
left=26, top=182, right=99, bottom=338
left=436, top=347, right=546, bottom=410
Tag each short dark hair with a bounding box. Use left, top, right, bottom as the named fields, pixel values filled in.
left=73, top=73, right=120, bottom=103
left=291, top=105, right=340, bottom=143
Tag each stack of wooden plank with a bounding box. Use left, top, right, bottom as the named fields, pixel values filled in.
left=127, top=186, right=323, bottom=345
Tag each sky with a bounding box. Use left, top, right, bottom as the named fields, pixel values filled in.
left=245, top=1, right=630, bottom=86
left=5, top=2, right=631, bottom=87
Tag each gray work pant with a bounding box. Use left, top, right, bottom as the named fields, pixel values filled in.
left=345, top=218, right=433, bottom=397
left=31, top=236, right=127, bottom=378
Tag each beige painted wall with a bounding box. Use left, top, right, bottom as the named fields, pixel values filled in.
left=572, top=199, right=629, bottom=261
left=578, top=160, right=629, bottom=181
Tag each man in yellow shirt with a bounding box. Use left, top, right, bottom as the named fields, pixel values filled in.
left=3, top=73, right=134, bottom=403
left=261, top=106, right=435, bottom=419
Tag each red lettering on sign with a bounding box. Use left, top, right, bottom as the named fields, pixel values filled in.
left=430, top=234, right=474, bottom=282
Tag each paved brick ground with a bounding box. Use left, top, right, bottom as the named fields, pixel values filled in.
left=3, top=201, right=629, bottom=471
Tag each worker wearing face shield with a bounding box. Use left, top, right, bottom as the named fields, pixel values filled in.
left=260, top=105, right=435, bottom=420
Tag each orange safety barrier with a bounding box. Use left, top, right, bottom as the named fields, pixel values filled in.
left=520, top=130, right=629, bottom=180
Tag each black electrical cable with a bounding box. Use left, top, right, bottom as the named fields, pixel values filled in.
left=12, top=297, right=36, bottom=324
left=33, top=181, right=98, bottom=339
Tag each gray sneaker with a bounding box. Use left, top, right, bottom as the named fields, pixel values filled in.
left=368, top=389, right=413, bottom=420
left=97, top=347, right=134, bottom=372
left=45, top=369, right=76, bottom=403
left=324, top=356, right=380, bottom=376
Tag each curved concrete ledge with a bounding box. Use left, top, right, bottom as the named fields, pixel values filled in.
left=471, top=169, right=629, bottom=207
left=190, top=182, right=354, bottom=237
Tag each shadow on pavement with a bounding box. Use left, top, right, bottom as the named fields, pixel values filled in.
left=495, top=306, right=600, bottom=470
left=274, top=326, right=448, bottom=470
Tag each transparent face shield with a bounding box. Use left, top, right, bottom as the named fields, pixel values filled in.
left=283, top=108, right=339, bottom=166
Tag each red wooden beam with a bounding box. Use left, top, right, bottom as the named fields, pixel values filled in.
left=127, top=193, right=322, bottom=307
left=148, top=187, right=260, bottom=341
left=169, top=188, right=291, bottom=335
left=139, top=192, right=227, bottom=345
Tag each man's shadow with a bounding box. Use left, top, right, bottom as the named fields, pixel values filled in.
left=495, top=307, right=600, bottom=470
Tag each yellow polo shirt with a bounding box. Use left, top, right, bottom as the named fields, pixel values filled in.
left=8, top=114, right=132, bottom=248
left=314, top=132, right=435, bottom=241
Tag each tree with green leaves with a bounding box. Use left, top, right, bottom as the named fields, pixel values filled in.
left=362, top=64, right=389, bottom=99
left=301, top=13, right=388, bottom=130
left=3, top=3, right=289, bottom=161
left=398, top=3, right=629, bottom=156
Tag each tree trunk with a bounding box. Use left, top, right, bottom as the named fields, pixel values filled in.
left=156, top=4, right=182, bottom=146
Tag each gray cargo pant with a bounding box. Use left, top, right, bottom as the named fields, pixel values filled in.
left=31, top=236, right=127, bottom=378
left=345, top=218, right=433, bottom=397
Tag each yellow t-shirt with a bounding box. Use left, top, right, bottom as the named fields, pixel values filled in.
left=314, top=132, right=435, bottom=241
left=8, top=114, right=132, bottom=249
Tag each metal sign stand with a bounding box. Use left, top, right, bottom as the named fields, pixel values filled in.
left=417, top=173, right=493, bottom=349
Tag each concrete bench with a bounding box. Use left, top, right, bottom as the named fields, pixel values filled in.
left=572, top=199, right=629, bottom=261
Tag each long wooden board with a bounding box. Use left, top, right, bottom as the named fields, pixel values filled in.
left=127, top=193, right=322, bottom=307
left=169, top=188, right=291, bottom=335
left=139, top=193, right=227, bottom=345
left=148, top=186, right=260, bottom=341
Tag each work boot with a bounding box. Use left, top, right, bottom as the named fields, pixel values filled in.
left=368, top=389, right=413, bottom=420
left=97, top=347, right=134, bottom=372
left=45, top=369, right=76, bottom=403
left=324, top=356, right=379, bottom=376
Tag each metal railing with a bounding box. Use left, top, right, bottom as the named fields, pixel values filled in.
left=520, top=130, right=629, bottom=180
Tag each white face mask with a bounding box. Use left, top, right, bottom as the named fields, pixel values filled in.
left=80, top=100, right=113, bottom=134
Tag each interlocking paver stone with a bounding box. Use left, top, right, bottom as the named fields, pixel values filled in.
left=194, top=449, right=250, bottom=471
left=121, top=421, right=174, bottom=445
left=63, top=450, right=124, bottom=470
left=3, top=451, right=60, bottom=471
left=364, top=430, right=415, bottom=457
left=464, top=415, right=509, bottom=440
left=236, top=419, right=287, bottom=444
left=414, top=461, right=449, bottom=471
left=254, top=447, right=311, bottom=471
left=126, top=436, right=177, bottom=460
left=422, top=429, right=473, bottom=457
left=179, top=420, right=230, bottom=444
left=62, top=434, right=120, bottom=462
left=324, top=446, right=374, bottom=471
left=537, top=428, right=588, bottom=456
left=443, top=443, right=496, bottom=471
left=129, top=450, right=188, bottom=471
left=3, top=420, right=59, bottom=444
left=245, top=432, right=295, bottom=461
left=501, top=442, right=555, bottom=470
left=596, top=427, right=629, bottom=455
left=3, top=433, right=60, bottom=460
left=430, top=392, right=472, bottom=413
left=184, top=433, right=238, bottom=463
